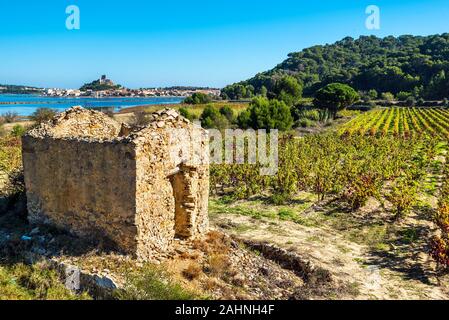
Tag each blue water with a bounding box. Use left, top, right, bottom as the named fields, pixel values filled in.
left=0, top=94, right=184, bottom=116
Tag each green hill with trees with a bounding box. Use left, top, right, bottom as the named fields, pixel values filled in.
left=222, top=34, right=449, bottom=100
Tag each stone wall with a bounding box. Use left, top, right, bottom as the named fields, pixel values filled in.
left=132, top=109, right=209, bottom=260
left=22, top=106, right=209, bottom=260
left=22, top=137, right=138, bottom=252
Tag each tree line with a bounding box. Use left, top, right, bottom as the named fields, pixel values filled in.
left=222, top=34, right=449, bottom=101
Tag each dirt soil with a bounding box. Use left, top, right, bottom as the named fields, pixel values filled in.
left=210, top=197, right=449, bottom=300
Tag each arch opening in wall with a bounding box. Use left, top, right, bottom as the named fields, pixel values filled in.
left=168, top=165, right=196, bottom=239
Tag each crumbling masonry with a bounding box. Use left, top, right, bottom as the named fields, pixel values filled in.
left=22, top=106, right=209, bottom=260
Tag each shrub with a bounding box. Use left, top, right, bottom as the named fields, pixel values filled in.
left=2, top=112, right=18, bottom=123
left=11, top=125, right=26, bottom=137
left=182, top=263, right=203, bottom=280
left=430, top=171, right=449, bottom=270
left=184, top=92, right=212, bottom=105
left=270, top=193, right=290, bottom=205
left=0, top=136, right=22, bottom=173
left=342, top=174, right=381, bottom=211
left=30, top=108, right=57, bottom=125
left=406, top=96, right=416, bottom=107
left=237, top=109, right=251, bottom=129
left=208, top=254, right=232, bottom=277
left=200, top=105, right=230, bottom=129
left=179, top=107, right=196, bottom=121
left=443, top=98, right=449, bottom=108
left=219, top=105, right=235, bottom=123
left=386, top=179, right=418, bottom=220
left=291, top=107, right=320, bottom=122
left=238, top=96, right=293, bottom=131
left=430, top=236, right=449, bottom=269
left=298, top=118, right=315, bottom=128
left=435, top=203, right=449, bottom=234
left=0, top=169, right=26, bottom=216
left=132, top=111, right=151, bottom=126
left=274, top=75, right=303, bottom=106
left=381, top=92, right=395, bottom=102
left=396, top=91, right=411, bottom=101
left=368, top=89, right=378, bottom=100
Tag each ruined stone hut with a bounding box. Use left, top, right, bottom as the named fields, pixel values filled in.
left=22, top=106, right=209, bottom=260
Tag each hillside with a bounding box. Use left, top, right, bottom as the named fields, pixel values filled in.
left=79, top=75, right=122, bottom=92
left=222, top=34, right=449, bottom=100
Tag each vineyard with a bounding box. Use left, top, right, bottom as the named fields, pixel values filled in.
left=339, top=107, right=449, bottom=138
left=211, top=133, right=441, bottom=211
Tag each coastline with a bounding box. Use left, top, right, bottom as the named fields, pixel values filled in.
left=0, top=94, right=185, bottom=116
left=0, top=95, right=187, bottom=105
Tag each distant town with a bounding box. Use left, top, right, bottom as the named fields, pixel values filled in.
left=1, top=75, right=221, bottom=98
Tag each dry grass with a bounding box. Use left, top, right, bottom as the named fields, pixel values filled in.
left=192, top=230, right=233, bottom=255
left=207, top=254, right=232, bottom=277
left=0, top=261, right=91, bottom=300
left=115, top=264, right=201, bottom=300
left=182, top=263, right=203, bottom=280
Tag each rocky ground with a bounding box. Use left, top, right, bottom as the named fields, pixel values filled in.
left=0, top=207, right=342, bottom=300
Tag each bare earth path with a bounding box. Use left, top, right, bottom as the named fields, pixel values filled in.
left=210, top=201, right=449, bottom=300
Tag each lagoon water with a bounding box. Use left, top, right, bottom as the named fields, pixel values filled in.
left=0, top=94, right=184, bottom=116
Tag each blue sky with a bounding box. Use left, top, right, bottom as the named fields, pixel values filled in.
left=0, top=0, right=448, bottom=89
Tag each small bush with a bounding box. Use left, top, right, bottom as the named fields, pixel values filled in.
left=238, top=97, right=293, bottom=131
left=381, top=92, right=395, bottom=102
left=386, top=179, right=418, bottom=220
left=219, top=105, right=235, bottom=123
left=30, top=108, right=57, bottom=125
left=298, top=118, right=315, bottom=128
left=291, top=107, right=320, bottom=121
left=179, top=107, right=196, bottom=121
left=182, top=263, right=203, bottom=280
left=2, top=112, right=18, bottom=123
left=208, top=254, right=232, bottom=277
left=11, top=124, right=26, bottom=137
left=200, top=105, right=230, bottom=129
left=0, top=136, right=22, bottom=173
left=342, top=174, right=381, bottom=211
left=396, top=91, right=411, bottom=101
left=443, top=98, right=449, bottom=108
left=184, top=93, right=212, bottom=105
left=0, top=169, right=27, bottom=216
left=430, top=236, right=449, bottom=269
left=132, top=111, right=151, bottom=127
